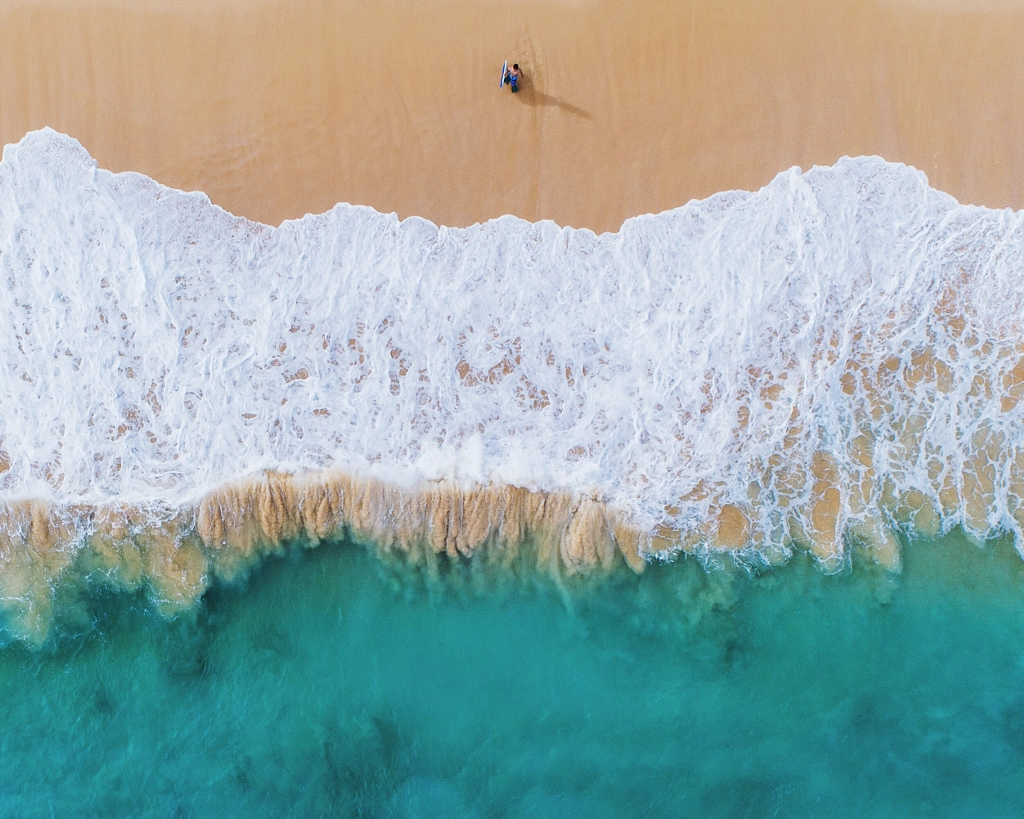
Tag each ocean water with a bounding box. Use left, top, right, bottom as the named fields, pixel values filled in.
left=2, top=128, right=1024, bottom=813
left=1, top=529, right=1023, bottom=817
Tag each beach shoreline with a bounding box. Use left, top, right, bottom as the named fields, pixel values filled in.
left=1, top=0, right=1023, bottom=231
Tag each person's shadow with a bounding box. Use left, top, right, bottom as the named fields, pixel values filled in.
left=515, top=75, right=593, bottom=120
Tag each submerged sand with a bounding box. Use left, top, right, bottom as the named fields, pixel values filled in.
left=1, top=0, right=1023, bottom=231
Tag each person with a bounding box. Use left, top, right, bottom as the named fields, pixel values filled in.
left=503, top=63, right=522, bottom=93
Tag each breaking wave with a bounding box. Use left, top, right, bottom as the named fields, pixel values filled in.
left=2, top=128, right=1024, bottom=642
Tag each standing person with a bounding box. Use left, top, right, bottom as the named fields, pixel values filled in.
left=503, top=63, right=522, bottom=93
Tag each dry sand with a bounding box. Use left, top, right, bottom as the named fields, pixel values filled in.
left=1, top=0, right=1023, bottom=232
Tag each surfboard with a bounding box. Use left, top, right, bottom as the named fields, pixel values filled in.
left=500, top=61, right=507, bottom=89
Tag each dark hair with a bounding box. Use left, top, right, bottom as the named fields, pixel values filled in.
left=513, top=64, right=519, bottom=70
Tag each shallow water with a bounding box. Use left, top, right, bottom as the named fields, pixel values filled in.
left=11, top=131, right=1024, bottom=600
left=1, top=529, right=1022, bottom=817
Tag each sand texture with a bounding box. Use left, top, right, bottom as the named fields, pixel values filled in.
left=1, top=0, right=1023, bottom=231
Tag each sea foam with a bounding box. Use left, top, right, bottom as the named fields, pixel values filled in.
left=2, top=128, right=1024, bottom=641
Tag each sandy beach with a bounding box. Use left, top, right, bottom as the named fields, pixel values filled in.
left=1, top=0, right=1023, bottom=232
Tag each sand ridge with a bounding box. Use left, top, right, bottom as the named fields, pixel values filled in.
left=0, top=473, right=651, bottom=644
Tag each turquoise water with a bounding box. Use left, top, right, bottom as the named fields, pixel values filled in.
left=2, top=531, right=1023, bottom=817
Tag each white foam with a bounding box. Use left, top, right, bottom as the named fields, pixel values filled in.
left=2, top=128, right=1024, bottom=553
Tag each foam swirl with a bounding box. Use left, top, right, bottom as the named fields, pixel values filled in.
left=2, top=128, right=1024, bottom=641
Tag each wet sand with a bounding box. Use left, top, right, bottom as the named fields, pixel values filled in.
left=1, top=0, right=1023, bottom=231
